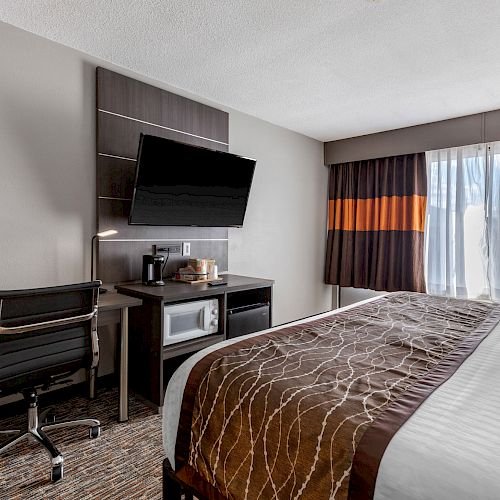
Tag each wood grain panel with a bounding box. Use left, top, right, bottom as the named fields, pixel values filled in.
left=97, top=68, right=163, bottom=126
left=96, top=68, right=230, bottom=283
left=98, top=111, right=227, bottom=160
left=128, top=300, right=164, bottom=405
left=97, top=240, right=228, bottom=283
left=96, top=67, right=228, bottom=144
left=98, top=155, right=136, bottom=199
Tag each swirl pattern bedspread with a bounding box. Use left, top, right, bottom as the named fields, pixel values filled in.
left=173, top=292, right=500, bottom=500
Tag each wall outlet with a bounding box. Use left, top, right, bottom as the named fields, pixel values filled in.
left=182, top=242, right=191, bottom=256
left=154, top=244, right=181, bottom=255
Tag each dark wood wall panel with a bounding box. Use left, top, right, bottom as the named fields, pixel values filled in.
left=98, top=156, right=136, bottom=199
left=98, top=240, right=228, bottom=283
left=96, top=67, right=230, bottom=283
left=97, top=68, right=228, bottom=144
left=98, top=112, right=228, bottom=160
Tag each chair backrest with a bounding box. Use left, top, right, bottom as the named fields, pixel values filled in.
left=0, top=281, right=100, bottom=398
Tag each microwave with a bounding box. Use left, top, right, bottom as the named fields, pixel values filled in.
left=163, top=298, right=219, bottom=346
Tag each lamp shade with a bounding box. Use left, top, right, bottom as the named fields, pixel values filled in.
left=96, top=229, right=118, bottom=238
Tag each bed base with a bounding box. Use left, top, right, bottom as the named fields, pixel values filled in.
left=163, top=458, right=197, bottom=500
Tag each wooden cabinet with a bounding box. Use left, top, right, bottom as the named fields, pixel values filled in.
left=116, top=275, right=273, bottom=409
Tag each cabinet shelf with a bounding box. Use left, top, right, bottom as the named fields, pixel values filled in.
left=162, top=333, right=225, bottom=360
left=119, top=274, right=273, bottom=409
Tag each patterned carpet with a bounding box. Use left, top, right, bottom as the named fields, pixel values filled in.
left=0, top=388, right=163, bottom=499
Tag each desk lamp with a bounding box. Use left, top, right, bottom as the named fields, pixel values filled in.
left=91, top=229, right=117, bottom=292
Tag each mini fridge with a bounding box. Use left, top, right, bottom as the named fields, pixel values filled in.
left=226, top=302, right=271, bottom=339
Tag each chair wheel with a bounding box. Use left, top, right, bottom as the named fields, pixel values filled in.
left=51, top=464, right=64, bottom=482
left=89, top=425, right=100, bottom=439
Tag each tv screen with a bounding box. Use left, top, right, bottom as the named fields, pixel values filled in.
left=129, top=135, right=256, bottom=227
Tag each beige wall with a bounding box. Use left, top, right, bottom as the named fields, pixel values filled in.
left=340, top=287, right=385, bottom=308
left=229, top=112, right=332, bottom=325
left=0, top=21, right=332, bottom=328
left=325, top=109, right=500, bottom=165
left=0, top=22, right=96, bottom=289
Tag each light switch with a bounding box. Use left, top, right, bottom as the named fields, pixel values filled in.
left=182, top=242, right=191, bottom=256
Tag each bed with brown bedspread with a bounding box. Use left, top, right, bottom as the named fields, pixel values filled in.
left=163, top=292, right=500, bottom=500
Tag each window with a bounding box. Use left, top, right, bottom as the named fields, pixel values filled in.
left=425, top=143, right=499, bottom=301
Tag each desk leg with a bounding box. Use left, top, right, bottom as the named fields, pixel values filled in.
left=119, top=306, right=129, bottom=422
left=89, top=368, right=96, bottom=400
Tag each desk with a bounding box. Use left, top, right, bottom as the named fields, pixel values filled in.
left=116, top=275, right=273, bottom=408
left=97, top=291, right=142, bottom=422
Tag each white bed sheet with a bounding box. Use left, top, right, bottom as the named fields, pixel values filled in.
left=162, top=296, right=500, bottom=500
left=374, top=317, right=500, bottom=500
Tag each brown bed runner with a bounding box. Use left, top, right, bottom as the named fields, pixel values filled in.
left=175, top=292, right=500, bottom=500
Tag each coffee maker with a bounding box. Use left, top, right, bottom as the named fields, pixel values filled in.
left=142, top=254, right=165, bottom=286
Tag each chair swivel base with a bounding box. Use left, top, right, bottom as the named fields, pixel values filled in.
left=0, top=390, right=100, bottom=482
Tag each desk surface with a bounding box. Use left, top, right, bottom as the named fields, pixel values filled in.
left=98, top=290, right=142, bottom=312
left=116, top=274, right=274, bottom=303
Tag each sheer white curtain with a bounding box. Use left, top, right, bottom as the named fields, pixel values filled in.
left=425, top=142, right=499, bottom=301
left=487, top=142, right=500, bottom=301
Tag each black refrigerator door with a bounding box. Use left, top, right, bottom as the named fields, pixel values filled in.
left=226, top=303, right=271, bottom=339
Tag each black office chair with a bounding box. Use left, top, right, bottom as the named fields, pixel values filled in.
left=0, top=281, right=101, bottom=481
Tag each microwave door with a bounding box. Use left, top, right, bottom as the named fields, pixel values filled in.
left=168, top=310, right=201, bottom=340
left=200, top=306, right=211, bottom=332
left=163, top=299, right=218, bottom=346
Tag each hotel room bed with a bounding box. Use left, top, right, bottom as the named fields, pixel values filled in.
left=162, top=292, right=500, bottom=500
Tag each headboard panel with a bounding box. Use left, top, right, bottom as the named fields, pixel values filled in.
left=96, top=68, right=229, bottom=283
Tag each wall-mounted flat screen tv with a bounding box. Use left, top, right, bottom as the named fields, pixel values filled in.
left=129, top=135, right=256, bottom=227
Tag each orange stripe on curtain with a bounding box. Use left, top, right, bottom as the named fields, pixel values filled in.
left=325, top=152, right=427, bottom=292
left=328, top=195, right=426, bottom=232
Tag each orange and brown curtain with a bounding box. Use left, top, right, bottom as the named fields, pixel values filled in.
left=325, top=153, right=427, bottom=292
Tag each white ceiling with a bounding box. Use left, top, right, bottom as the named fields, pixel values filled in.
left=1, top=0, right=500, bottom=142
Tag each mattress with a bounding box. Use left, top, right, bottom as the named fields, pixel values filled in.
left=163, top=294, right=500, bottom=499
left=374, top=310, right=500, bottom=500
